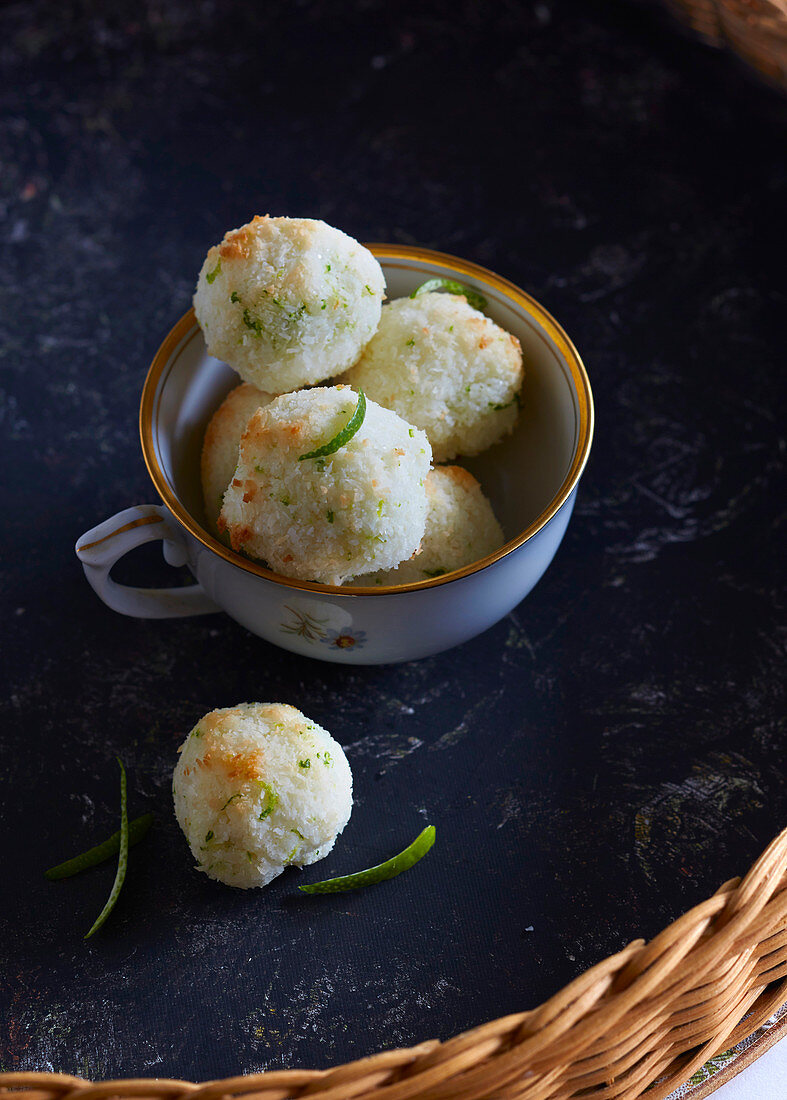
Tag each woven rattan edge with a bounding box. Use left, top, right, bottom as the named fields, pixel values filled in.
left=684, top=1008, right=787, bottom=1099
left=664, top=0, right=787, bottom=91
left=2, top=828, right=786, bottom=1100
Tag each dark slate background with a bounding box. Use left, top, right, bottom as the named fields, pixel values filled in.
left=1, top=0, right=785, bottom=1081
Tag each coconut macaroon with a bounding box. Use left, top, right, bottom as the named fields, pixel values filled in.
left=194, top=216, right=385, bottom=393
left=342, top=292, right=523, bottom=463
left=173, top=703, right=353, bottom=890
left=356, top=466, right=504, bottom=586
left=201, top=382, right=275, bottom=531
left=218, top=385, right=431, bottom=585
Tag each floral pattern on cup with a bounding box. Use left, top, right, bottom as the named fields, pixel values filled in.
left=278, top=602, right=363, bottom=649
left=321, top=628, right=367, bottom=651
left=279, top=605, right=328, bottom=642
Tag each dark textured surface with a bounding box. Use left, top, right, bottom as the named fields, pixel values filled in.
left=1, top=0, right=785, bottom=1081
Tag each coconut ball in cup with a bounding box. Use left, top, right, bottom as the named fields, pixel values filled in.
left=201, top=382, right=275, bottom=532
left=356, top=465, right=504, bottom=585
left=193, top=216, right=385, bottom=393
left=342, top=291, right=523, bottom=462
left=218, top=385, right=432, bottom=585
left=173, top=703, right=353, bottom=889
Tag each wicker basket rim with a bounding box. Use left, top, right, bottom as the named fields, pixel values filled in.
left=2, top=827, right=786, bottom=1100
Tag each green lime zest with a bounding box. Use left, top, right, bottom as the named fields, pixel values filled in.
left=242, top=308, right=265, bottom=336
left=257, top=782, right=279, bottom=820
left=84, top=759, right=129, bottom=939
left=299, top=825, right=436, bottom=894
left=489, top=393, right=521, bottom=412
left=45, top=812, right=153, bottom=880
left=299, top=391, right=366, bottom=462
left=410, top=278, right=487, bottom=313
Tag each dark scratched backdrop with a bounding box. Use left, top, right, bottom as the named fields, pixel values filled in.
left=1, top=0, right=785, bottom=1081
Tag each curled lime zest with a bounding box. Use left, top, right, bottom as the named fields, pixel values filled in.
left=84, top=759, right=129, bottom=939
left=299, top=825, right=436, bottom=894
left=299, top=391, right=366, bottom=462
left=410, top=278, right=487, bottom=313
left=45, top=813, right=153, bottom=880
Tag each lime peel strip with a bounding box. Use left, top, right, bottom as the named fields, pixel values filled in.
left=299, top=391, right=366, bottom=461
left=299, top=825, right=436, bottom=894
left=45, top=812, right=153, bottom=880
left=410, top=278, right=488, bottom=313
left=84, top=758, right=129, bottom=939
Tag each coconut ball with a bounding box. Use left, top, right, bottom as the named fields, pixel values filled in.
left=173, top=703, right=353, bottom=889
left=194, top=216, right=385, bottom=393
left=218, top=385, right=432, bottom=585
left=201, top=382, right=275, bottom=532
left=342, top=292, right=523, bottom=462
left=355, top=466, right=504, bottom=585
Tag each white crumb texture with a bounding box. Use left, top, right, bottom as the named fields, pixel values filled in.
left=172, top=702, right=353, bottom=889
left=356, top=465, right=505, bottom=585
left=342, top=292, right=523, bottom=462
left=193, top=216, right=385, bottom=393
left=201, top=382, right=275, bottom=531
left=218, top=385, right=432, bottom=585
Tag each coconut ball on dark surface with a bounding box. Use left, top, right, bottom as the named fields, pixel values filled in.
left=173, top=703, right=353, bottom=890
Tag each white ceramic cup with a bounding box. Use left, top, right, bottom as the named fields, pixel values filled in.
left=76, top=246, right=593, bottom=665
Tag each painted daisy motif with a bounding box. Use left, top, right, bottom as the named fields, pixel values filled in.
left=321, top=628, right=367, bottom=650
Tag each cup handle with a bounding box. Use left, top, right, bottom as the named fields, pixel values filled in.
left=75, top=504, right=220, bottom=619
